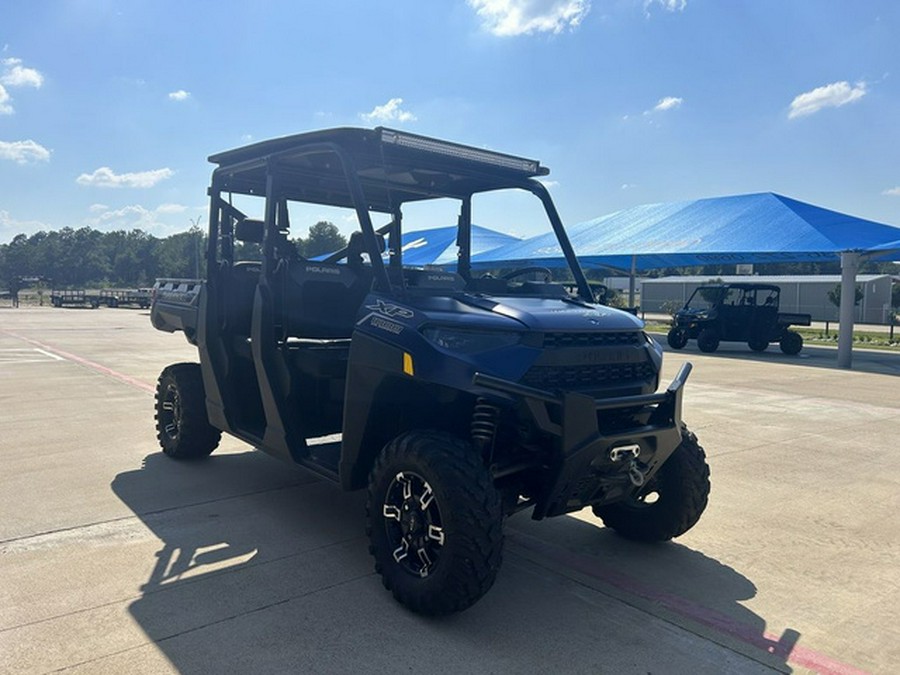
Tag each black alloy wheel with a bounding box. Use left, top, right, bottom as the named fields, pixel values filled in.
left=155, top=363, right=221, bottom=459
left=366, top=430, right=503, bottom=616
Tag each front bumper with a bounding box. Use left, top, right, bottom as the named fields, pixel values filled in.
left=473, top=363, right=691, bottom=519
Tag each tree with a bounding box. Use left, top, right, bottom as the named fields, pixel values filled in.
left=827, top=283, right=864, bottom=309
left=300, top=221, right=346, bottom=258
left=698, top=278, right=725, bottom=303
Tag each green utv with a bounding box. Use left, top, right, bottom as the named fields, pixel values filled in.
left=667, top=283, right=811, bottom=354
left=150, top=128, right=711, bottom=615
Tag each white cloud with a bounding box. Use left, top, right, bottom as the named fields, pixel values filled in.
left=0, top=210, right=50, bottom=239
left=156, top=203, right=188, bottom=214
left=360, top=98, right=417, bottom=123
left=883, top=187, right=900, bottom=197
left=468, top=0, right=590, bottom=36
left=621, top=183, right=637, bottom=190
left=650, top=96, right=682, bottom=113
left=0, top=139, right=51, bottom=164
left=641, top=96, right=682, bottom=117
left=76, top=166, right=174, bottom=188
left=85, top=203, right=194, bottom=237
left=89, top=203, right=109, bottom=213
left=168, top=89, right=190, bottom=101
left=537, top=178, right=559, bottom=188
left=0, top=85, right=11, bottom=115
left=0, top=57, right=44, bottom=114
left=788, top=81, right=867, bottom=119
left=1, top=58, right=43, bottom=88
left=643, top=0, right=687, bottom=15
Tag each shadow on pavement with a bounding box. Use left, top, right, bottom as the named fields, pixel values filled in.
left=649, top=330, right=900, bottom=376
left=509, top=513, right=799, bottom=670
left=112, top=451, right=795, bottom=673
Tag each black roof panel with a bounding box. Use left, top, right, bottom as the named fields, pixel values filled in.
left=208, top=127, right=549, bottom=212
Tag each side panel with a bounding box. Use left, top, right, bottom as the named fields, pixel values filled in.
left=339, top=332, right=407, bottom=490
left=197, top=270, right=232, bottom=434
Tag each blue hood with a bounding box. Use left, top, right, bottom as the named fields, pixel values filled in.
left=413, top=294, right=644, bottom=332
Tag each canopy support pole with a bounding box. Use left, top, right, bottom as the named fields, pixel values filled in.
left=628, top=254, right=637, bottom=308
left=837, top=251, right=860, bottom=369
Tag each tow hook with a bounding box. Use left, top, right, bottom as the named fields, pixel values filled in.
left=627, top=460, right=646, bottom=487
left=609, top=445, right=646, bottom=487
left=609, top=444, right=640, bottom=463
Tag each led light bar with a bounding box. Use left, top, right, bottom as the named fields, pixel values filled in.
left=380, top=128, right=543, bottom=175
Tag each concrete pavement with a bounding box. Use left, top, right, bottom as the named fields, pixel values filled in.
left=1, top=307, right=897, bottom=674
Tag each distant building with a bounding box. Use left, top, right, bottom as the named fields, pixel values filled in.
left=641, top=275, right=895, bottom=324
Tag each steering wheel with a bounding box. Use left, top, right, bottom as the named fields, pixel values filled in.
left=501, top=266, right=553, bottom=283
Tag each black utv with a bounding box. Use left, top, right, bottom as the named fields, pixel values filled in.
left=667, top=283, right=811, bottom=354
left=151, top=127, right=710, bottom=615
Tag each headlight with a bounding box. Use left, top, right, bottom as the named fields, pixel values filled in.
left=422, top=327, right=521, bottom=354
left=645, top=331, right=664, bottom=357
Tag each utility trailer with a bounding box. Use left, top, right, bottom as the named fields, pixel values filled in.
left=100, top=288, right=152, bottom=309
left=151, top=127, right=711, bottom=615
left=50, top=289, right=100, bottom=309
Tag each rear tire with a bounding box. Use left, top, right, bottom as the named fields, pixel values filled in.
left=780, top=331, right=803, bottom=355
left=748, top=337, right=769, bottom=352
left=366, top=430, right=503, bottom=615
left=593, top=426, right=710, bottom=542
left=155, top=363, right=221, bottom=459
left=697, top=328, right=720, bottom=353
left=667, top=328, right=688, bottom=350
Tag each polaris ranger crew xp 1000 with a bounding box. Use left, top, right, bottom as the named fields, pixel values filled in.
left=151, top=127, right=710, bottom=615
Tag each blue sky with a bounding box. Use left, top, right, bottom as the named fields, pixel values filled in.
left=1, top=0, right=898, bottom=243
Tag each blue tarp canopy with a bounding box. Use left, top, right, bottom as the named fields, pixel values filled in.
left=314, top=224, right=519, bottom=266
left=869, top=238, right=900, bottom=261
left=471, top=192, right=900, bottom=270
left=396, top=224, right=520, bottom=267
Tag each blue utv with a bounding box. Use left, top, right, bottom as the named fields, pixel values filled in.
left=151, top=127, right=710, bottom=615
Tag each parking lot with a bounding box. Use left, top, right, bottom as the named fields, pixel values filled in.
left=1, top=307, right=897, bottom=674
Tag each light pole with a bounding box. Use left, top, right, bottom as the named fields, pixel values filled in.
left=190, top=216, right=203, bottom=278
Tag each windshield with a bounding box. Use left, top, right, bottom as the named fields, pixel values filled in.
left=685, top=285, right=780, bottom=311
left=685, top=286, right=725, bottom=311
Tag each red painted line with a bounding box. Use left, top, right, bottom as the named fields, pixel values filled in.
left=1, top=330, right=155, bottom=394
left=509, top=531, right=868, bottom=675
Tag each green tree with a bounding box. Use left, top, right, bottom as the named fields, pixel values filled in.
left=698, top=278, right=725, bottom=303
left=827, top=283, right=864, bottom=309
left=300, top=221, right=346, bottom=258
left=156, top=229, right=203, bottom=278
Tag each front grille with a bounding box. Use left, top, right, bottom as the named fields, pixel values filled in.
left=521, top=362, right=656, bottom=391
left=542, top=331, right=641, bottom=348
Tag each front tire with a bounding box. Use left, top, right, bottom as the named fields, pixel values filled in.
left=366, top=430, right=503, bottom=616
left=780, top=331, right=803, bottom=355
left=748, top=336, right=769, bottom=352
left=593, top=426, right=710, bottom=542
left=667, top=328, right=688, bottom=350
left=697, top=328, right=720, bottom=353
left=155, top=363, right=221, bottom=459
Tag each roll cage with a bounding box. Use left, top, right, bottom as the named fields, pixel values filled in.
left=205, top=127, right=592, bottom=300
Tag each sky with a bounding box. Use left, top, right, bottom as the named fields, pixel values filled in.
left=1, top=0, right=898, bottom=244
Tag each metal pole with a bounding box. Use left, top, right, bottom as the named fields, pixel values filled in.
left=629, top=254, right=637, bottom=309
left=837, top=251, right=859, bottom=368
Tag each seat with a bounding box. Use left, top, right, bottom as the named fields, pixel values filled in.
left=223, top=261, right=261, bottom=335
left=280, top=259, right=373, bottom=339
